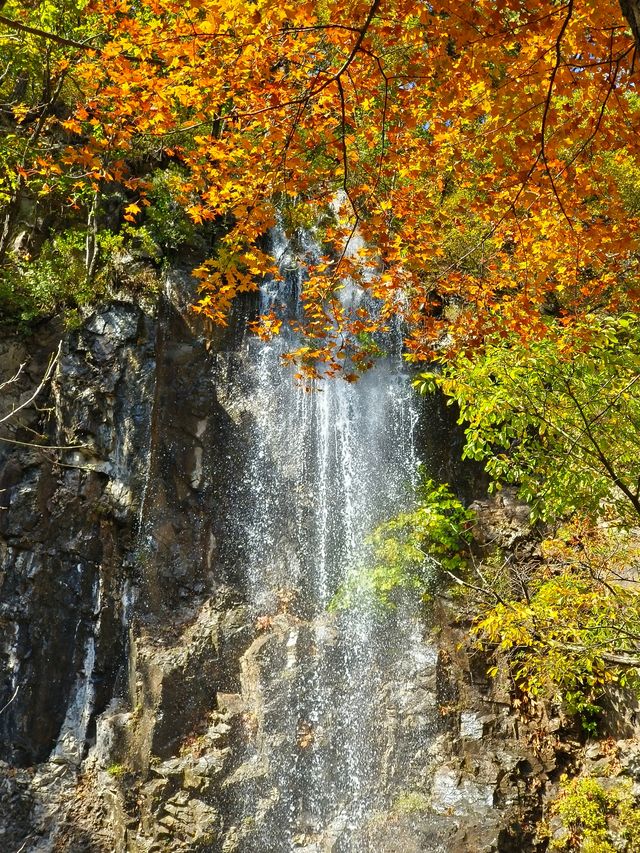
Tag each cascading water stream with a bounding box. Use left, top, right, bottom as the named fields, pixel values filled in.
left=224, top=226, right=431, bottom=851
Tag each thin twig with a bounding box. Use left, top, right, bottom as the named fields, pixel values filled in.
left=539, top=0, right=574, bottom=227
left=0, top=341, right=61, bottom=426
left=0, top=362, right=26, bottom=394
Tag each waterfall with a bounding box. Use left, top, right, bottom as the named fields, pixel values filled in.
left=223, top=227, right=435, bottom=852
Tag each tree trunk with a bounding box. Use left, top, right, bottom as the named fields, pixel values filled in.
left=620, top=0, right=640, bottom=52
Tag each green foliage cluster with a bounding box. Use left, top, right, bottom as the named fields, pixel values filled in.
left=144, top=168, right=201, bottom=254
left=416, top=314, right=640, bottom=524
left=106, top=763, right=128, bottom=778
left=0, top=220, right=166, bottom=329
left=548, top=776, right=640, bottom=852
left=331, top=477, right=473, bottom=609
left=604, top=153, right=640, bottom=216
left=0, top=230, right=95, bottom=328
left=392, top=790, right=431, bottom=815
left=474, top=525, right=640, bottom=731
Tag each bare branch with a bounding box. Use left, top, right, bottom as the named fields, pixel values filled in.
left=0, top=341, right=61, bottom=427
left=0, top=361, right=26, bottom=394
left=0, top=684, right=19, bottom=716
left=442, top=567, right=508, bottom=605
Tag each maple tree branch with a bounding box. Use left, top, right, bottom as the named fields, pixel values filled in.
left=0, top=13, right=163, bottom=65
left=234, top=0, right=381, bottom=122
left=540, top=0, right=574, bottom=229
left=279, top=96, right=309, bottom=196
left=331, top=220, right=360, bottom=285
left=0, top=13, right=91, bottom=50
left=461, top=6, right=573, bottom=48
left=510, top=203, right=529, bottom=292
left=434, top=151, right=540, bottom=282
left=256, top=24, right=390, bottom=217
left=281, top=24, right=361, bottom=36
left=336, top=0, right=381, bottom=76
left=482, top=100, right=546, bottom=139
left=358, top=46, right=390, bottom=195
left=299, top=0, right=381, bottom=108
left=26, top=69, right=68, bottom=155
left=553, top=46, right=630, bottom=183
left=336, top=76, right=351, bottom=201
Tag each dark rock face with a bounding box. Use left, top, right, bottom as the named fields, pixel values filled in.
left=0, top=302, right=155, bottom=768
left=0, top=275, right=263, bottom=851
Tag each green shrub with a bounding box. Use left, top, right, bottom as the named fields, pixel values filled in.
left=106, top=763, right=128, bottom=778
left=548, top=776, right=640, bottom=852
left=145, top=167, right=201, bottom=252
left=0, top=229, right=96, bottom=327
left=474, top=524, right=640, bottom=733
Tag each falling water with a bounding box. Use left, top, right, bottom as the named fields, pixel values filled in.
left=224, top=227, right=432, bottom=851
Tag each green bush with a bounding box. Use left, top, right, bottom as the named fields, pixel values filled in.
left=548, top=776, right=640, bottom=852
left=0, top=229, right=97, bottom=327
left=415, top=314, right=640, bottom=525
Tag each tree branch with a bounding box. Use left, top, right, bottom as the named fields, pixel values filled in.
left=0, top=341, right=61, bottom=427
left=0, top=361, right=26, bottom=394
left=562, top=377, right=640, bottom=517
left=540, top=0, right=574, bottom=227
left=619, top=0, right=640, bottom=52
left=0, top=13, right=91, bottom=50
left=0, top=13, right=163, bottom=65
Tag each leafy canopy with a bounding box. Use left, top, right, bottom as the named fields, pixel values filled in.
left=416, top=313, right=640, bottom=524
left=1, top=0, right=639, bottom=370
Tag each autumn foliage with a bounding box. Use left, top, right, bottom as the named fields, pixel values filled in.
left=1, top=0, right=640, bottom=371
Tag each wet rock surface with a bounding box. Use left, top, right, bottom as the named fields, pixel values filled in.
left=0, top=302, right=155, bottom=770
left=0, top=277, right=249, bottom=851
